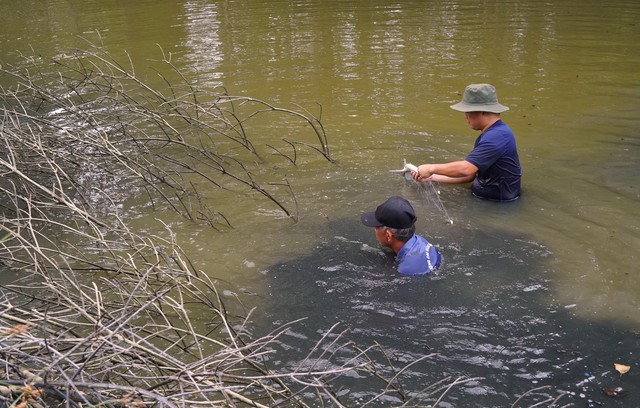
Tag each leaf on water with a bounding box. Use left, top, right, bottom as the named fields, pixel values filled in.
left=614, top=363, right=631, bottom=375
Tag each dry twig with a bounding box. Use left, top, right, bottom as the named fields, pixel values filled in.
left=0, top=43, right=468, bottom=407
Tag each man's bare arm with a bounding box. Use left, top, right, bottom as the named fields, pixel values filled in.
left=411, top=160, right=478, bottom=184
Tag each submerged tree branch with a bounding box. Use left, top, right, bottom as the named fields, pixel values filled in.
left=1, top=39, right=333, bottom=225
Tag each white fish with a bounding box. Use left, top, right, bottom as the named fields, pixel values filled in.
left=389, top=159, right=418, bottom=173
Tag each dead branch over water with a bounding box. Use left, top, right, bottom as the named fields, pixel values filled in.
left=1, top=40, right=332, bottom=224
left=0, top=45, right=479, bottom=407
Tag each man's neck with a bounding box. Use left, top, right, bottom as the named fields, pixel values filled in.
left=481, top=115, right=501, bottom=133
left=391, top=236, right=413, bottom=254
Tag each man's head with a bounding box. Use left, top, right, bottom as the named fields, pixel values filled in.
left=361, top=196, right=416, bottom=229
left=361, top=196, right=417, bottom=250
left=450, top=84, right=508, bottom=131
left=450, top=83, right=509, bottom=114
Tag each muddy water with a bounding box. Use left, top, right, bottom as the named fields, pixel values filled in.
left=1, top=0, right=639, bottom=406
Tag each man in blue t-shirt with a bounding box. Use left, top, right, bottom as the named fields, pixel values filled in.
left=411, top=83, right=522, bottom=201
left=361, top=196, right=441, bottom=275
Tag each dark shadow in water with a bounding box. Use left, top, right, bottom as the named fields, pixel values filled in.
left=254, top=217, right=638, bottom=407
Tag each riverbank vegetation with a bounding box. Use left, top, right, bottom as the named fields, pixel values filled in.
left=0, top=43, right=483, bottom=407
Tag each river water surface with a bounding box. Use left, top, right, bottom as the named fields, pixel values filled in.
left=1, top=1, right=639, bottom=406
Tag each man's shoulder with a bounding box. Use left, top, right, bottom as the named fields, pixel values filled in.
left=489, top=120, right=515, bottom=135
left=401, top=234, right=437, bottom=256
left=414, top=234, right=431, bottom=245
left=407, top=234, right=430, bottom=248
left=480, top=121, right=515, bottom=146
left=396, top=234, right=441, bottom=275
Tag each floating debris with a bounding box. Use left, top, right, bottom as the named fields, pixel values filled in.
left=603, top=387, right=628, bottom=399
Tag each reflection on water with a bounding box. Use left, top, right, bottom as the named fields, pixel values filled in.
left=2, top=0, right=640, bottom=406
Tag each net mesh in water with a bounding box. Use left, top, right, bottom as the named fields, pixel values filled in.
left=404, top=173, right=453, bottom=224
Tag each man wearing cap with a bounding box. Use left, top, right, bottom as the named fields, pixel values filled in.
left=361, top=196, right=441, bottom=275
left=411, top=83, right=522, bottom=201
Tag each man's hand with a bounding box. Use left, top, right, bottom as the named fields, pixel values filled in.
left=411, top=164, right=433, bottom=182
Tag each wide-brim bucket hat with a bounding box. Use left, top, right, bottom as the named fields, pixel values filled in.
left=450, top=83, right=509, bottom=113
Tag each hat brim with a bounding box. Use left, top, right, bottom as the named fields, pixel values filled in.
left=450, top=102, right=509, bottom=113
left=361, top=212, right=383, bottom=227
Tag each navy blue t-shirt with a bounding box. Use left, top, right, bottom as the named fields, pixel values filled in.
left=465, top=120, right=522, bottom=201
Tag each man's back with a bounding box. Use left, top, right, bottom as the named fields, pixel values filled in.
left=396, top=234, right=442, bottom=275
left=466, top=120, right=522, bottom=201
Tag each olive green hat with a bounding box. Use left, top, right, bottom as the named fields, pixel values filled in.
left=450, top=83, right=509, bottom=113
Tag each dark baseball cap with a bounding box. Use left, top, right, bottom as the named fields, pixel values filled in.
left=361, top=196, right=417, bottom=229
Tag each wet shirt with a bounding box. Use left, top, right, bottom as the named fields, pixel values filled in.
left=465, top=120, right=522, bottom=201
left=396, top=234, right=442, bottom=275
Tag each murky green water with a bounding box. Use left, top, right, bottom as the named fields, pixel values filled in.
left=2, top=0, right=639, bottom=406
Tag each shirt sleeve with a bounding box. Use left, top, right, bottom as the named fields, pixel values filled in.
left=466, top=132, right=506, bottom=171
